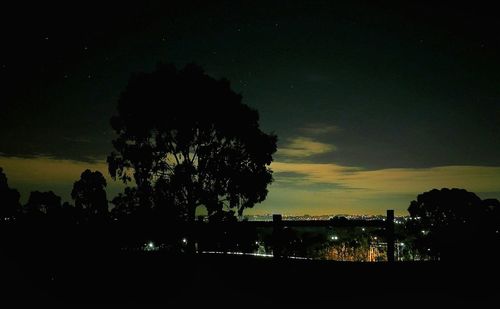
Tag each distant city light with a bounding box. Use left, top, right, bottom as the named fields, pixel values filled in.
left=182, top=238, right=188, bottom=244
left=361, top=228, right=366, bottom=232
left=148, top=242, right=154, bottom=248
left=200, top=251, right=310, bottom=260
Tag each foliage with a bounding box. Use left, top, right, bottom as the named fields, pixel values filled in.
left=71, top=169, right=108, bottom=219
left=407, top=188, right=500, bottom=260
left=107, top=63, right=277, bottom=221
left=24, top=190, right=62, bottom=218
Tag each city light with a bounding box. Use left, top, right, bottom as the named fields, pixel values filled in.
left=182, top=238, right=188, bottom=244
left=144, top=241, right=158, bottom=251
left=200, top=251, right=311, bottom=260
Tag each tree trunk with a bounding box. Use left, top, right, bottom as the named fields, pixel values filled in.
left=186, top=202, right=197, bottom=254
left=187, top=202, right=196, bottom=222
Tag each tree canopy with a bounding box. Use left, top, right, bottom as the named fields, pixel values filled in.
left=71, top=169, right=108, bottom=219
left=107, top=63, right=277, bottom=221
left=24, top=190, right=62, bottom=217
left=408, top=188, right=483, bottom=228
left=407, top=188, right=500, bottom=260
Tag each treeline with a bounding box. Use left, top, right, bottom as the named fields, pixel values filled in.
left=1, top=167, right=118, bottom=224
left=0, top=167, right=215, bottom=225
left=0, top=167, right=259, bottom=254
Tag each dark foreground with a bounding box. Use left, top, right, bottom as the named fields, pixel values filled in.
left=1, top=250, right=498, bottom=306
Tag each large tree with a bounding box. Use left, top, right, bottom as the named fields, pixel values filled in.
left=108, top=63, right=277, bottom=221
left=0, top=167, right=21, bottom=220
left=71, top=169, right=108, bottom=219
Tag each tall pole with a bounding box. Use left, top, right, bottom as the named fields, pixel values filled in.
left=386, top=209, right=395, bottom=262
left=273, top=214, right=283, bottom=259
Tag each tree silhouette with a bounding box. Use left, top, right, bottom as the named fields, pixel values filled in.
left=59, top=201, right=80, bottom=224
left=24, top=190, right=62, bottom=218
left=407, top=188, right=500, bottom=260
left=110, top=187, right=144, bottom=220
left=107, top=63, right=277, bottom=222
left=482, top=198, right=500, bottom=235
left=71, top=169, right=108, bottom=220
left=0, top=167, right=21, bottom=221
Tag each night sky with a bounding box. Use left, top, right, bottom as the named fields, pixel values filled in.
left=2, top=1, right=500, bottom=215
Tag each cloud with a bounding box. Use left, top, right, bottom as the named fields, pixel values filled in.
left=278, top=137, right=336, bottom=158
left=0, top=156, right=107, bottom=183
left=271, top=161, right=500, bottom=195
left=272, top=161, right=357, bottom=184
left=1, top=156, right=499, bottom=216
left=0, top=156, right=125, bottom=203
left=298, top=124, right=339, bottom=135
left=259, top=185, right=402, bottom=216
left=62, top=136, right=92, bottom=143
left=259, top=161, right=500, bottom=215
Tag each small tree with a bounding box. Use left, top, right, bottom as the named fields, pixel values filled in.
left=24, top=191, right=62, bottom=218
left=71, top=170, right=108, bottom=219
left=108, top=63, right=277, bottom=222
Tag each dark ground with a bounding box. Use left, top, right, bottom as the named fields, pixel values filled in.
left=1, top=249, right=498, bottom=306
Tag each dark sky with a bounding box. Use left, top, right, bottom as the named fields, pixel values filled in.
left=1, top=1, right=500, bottom=214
